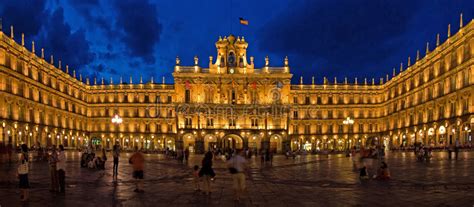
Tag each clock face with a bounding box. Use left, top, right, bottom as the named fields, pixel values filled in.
left=229, top=68, right=235, bottom=74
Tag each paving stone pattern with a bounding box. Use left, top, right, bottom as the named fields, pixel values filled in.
left=0, top=151, right=473, bottom=206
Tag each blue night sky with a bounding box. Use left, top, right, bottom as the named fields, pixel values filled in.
left=1, top=0, right=473, bottom=84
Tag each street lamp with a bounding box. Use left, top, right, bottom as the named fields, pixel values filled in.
left=111, top=114, right=123, bottom=149
left=343, top=117, right=354, bottom=149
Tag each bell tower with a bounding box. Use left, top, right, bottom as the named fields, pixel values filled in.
left=209, top=35, right=254, bottom=74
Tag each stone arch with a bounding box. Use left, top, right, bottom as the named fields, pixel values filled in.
left=203, top=134, right=218, bottom=152
left=247, top=134, right=261, bottom=151
left=269, top=134, right=282, bottom=153
left=221, top=134, right=243, bottom=150
left=182, top=133, right=196, bottom=152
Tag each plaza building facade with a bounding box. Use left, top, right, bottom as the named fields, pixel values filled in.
left=0, top=19, right=473, bottom=153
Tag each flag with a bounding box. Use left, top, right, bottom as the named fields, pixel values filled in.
left=239, top=17, right=249, bottom=25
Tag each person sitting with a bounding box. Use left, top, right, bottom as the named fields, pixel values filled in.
left=359, top=165, right=369, bottom=181
left=375, top=162, right=391, bottom=180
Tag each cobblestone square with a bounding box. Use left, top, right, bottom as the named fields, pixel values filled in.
left=1, top=150, right=473, bottom=206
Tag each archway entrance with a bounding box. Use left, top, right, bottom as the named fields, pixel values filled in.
left=221, top=134, right=243, bottom=150
left=183, top=133, right=196, bottom=153
left=269, top=134, right=282, bottom=153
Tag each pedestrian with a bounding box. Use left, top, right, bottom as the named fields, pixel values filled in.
left=227, top=149, right=248, bottom=202
left=57, top=145, right=66, bottom=194
left=7, top=142, right=13, bottom=163
left=101, top=148, right=107, bottom=169
left=112, top=143, right=120, bottom=180
left=359, top=164, right=369, bottom=182
left=454, top=139, right=460, bottom=160
left=49, top=145, right=59, bottom=192
left=447, top=143, right=453, bottom=159
left=375, top=161, right=391, bottom=180
left=193, top=165, right=201, bottom=191
left=18, top=144, right=29, bottom=201
left=129, top=146, right=145, bottom=193
left=199, top=151, right=215, bottom=195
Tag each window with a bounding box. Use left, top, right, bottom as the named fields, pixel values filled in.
left=207, top=118, right=214, bottom=127
left=229, top=119, right=236, bottom=127
left=231, top=90, right=236, bottom=104
left=293, top=96, right=298, bottom=104
left=251, top=118, right=258, bottom=127
left=304, top=125, right=310, bottom=134
left=293, top=111, right=299, bottom=119
left=338, top=124, right=343, bottom=133
left=167, top=109, right=173, bottom=117
left=359, top=124, right=364, bottom=133
left=463, top=99, right=469, bottom=113
left=156, top=124, right=162, bottom=132
left=156, top=95, right=161, bottom=103
left=305, top=96, right=310, bottom=105
left=185, top=90, right=190, bottom=103
left=167, top=95, right=172, bottom=103
left=185, top=118, right=192, bottom=127
left=168, top=124, right=173, bottom=133
left=317, top=96, right=321, bottom=105
left=328, top=110, right=333, bottom=119
left=316, top=125, right=322, bottom=134
left=451, top=102, right=456, bottom=117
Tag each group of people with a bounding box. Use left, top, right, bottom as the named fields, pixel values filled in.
left=350, top=146, right=391, bottom=182
left=193, top=149, right=249, bottom=202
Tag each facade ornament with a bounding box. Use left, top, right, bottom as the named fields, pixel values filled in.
left=101, top=77, right=104, bottom=85
left=110, top=77, right=113, bottom=84
left=400, top=62, right=403, bottom=72
left=209, top=56, right=213, bottom=65
left=460, top=13, right=463, bottom=28
left=372, top=78, right=375, bottom=85
left=250, top=56, right=254, bottom=65
left=426, top=42, right=430, bottom=54
left=416, top=50, right=420, bottom=61
left=94, top=77, right=97, bottom=85
left=175, top=56, right=180, bottom=65
left=334, top=77, right=337, bottom=84
left=21, top=33, right=24, bottom=46
left=265, top=56, right=269, bottom=66
left=447, top=24, right=451, bottom=37
left=151, top=76, right=154, bottom=84
left=10, top=25, right=13, bottom=39
left=436, top=33, right=440, bottom=47
left=86, top=77, right=90, bottom=85
left=41, top=48, right=44, bottom=59
left=300, top=76, right=303, bottom=85
left=355, top=77, right=358, bottom=85
left=407, top=57, right=411, bottom=67
left=31, top=41, right=35, bottom=53
left=324, top=77, right=327, bottom=84
left=344, top=77, right=348, bottom=84
left=73, top=69, right=76, bottom=78
left=50, top=55, right=54, bottom=65
left=194, top=56, right=199, bottom=65
left=162, top=76, right=165, bottom=84
left=130, top=76, right=133, bottom=84
left=312, top=76, right=315, bottom=85
left=284, top=56, right=288, bottom=66
left=79, top=74, right=82, bottom=82
left=140, top=76, right=143, bottom=84
left=120, top=76, right=123, bottom=84
left=386, top=74, right=389, bottom=82
left=364, top=78, right=367, bottom=85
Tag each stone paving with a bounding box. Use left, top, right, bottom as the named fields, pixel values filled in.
left=0, top=150, right=474, bottom=206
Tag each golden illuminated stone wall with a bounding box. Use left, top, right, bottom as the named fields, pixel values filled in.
left=0, top=20, right=472, bottom=153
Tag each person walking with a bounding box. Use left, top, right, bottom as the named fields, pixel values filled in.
left=454, top=139, right=460, bottom=160
left=112, top=144, right=120, bottom=180
left=18, top=144, right=30, bottom=201
left=129, top=147, right=145, bottom=193
left=49, top=145, right=59, bottom=192
left=199, top=151, right=215, bottom=195
left=227, top=149, right=248, bottom=202
left=57, top=145, right=66, bottom=194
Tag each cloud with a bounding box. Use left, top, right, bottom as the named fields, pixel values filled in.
left=257, top=0, right=422, bottom=78
left=113, top=0, right=163, bottom=64
left=37, top=8, right=95, bottom=74
left=0, top=0, right=48, bottom=36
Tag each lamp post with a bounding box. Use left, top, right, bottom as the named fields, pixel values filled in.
left=111, top=114, right=123, bottom=149
left=343, top=117, right=354, bottom=149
